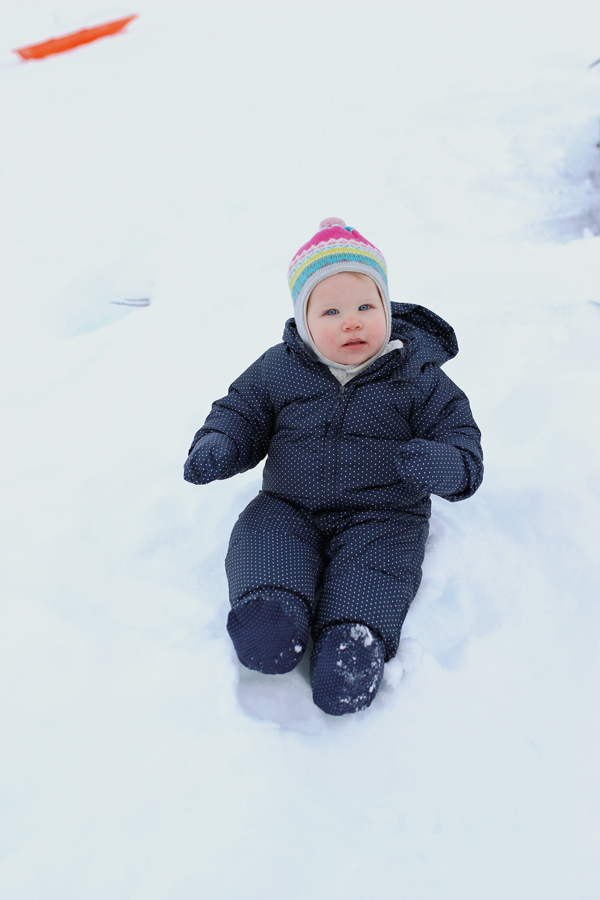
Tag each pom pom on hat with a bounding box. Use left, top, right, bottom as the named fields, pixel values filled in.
left=319, top=216, right=347, bottom=229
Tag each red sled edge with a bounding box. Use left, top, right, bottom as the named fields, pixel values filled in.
left=13, top=15, right=138, bottom=61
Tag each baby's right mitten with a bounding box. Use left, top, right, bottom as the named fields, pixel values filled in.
left=184, top=432, right=238, bottom=484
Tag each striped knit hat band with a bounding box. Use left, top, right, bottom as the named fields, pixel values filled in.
left=287, top=217, right=391, bottom=360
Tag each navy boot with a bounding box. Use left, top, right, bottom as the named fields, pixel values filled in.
left=227, top=594, right=310, bottom=674
left=311, top=623, right=385, bottom=716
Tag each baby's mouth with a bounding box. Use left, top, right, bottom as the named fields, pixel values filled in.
left=343, top=339, right=366, bottom=346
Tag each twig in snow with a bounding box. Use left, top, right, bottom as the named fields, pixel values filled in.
left=110, top=298, right=151, bottom=307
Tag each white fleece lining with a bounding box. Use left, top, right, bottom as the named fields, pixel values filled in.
left=328, top=339, right=404, bottom=385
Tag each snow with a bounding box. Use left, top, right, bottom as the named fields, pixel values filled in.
left=349, top=624, right=374, bottom=647
left=1, top=0, right=600, bottom=896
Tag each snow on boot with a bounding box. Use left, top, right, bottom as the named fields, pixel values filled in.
left=311, top=623, right=384, bottom=716
left=227, top=594, right=310, bottom=675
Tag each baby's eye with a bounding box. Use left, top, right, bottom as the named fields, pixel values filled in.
left=324, top=308, right=338, bottom=316
left=358, top=303, right=373, bottom=311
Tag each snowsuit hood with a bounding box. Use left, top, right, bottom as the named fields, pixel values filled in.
left=283, top=301, right=459, bottom=382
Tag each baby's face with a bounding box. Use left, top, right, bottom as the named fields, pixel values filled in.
left=306, top=273, right=387, bottom=366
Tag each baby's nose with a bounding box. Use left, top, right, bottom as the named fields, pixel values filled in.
left=342, top=316, right=361, bottom=330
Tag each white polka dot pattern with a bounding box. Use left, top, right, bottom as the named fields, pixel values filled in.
left=225, top=492, right=427, bottom=661
left=311, top=623, right=385, bottom=716
left=226, top=595, right=310, bottom=674
left=184, top=302, right=484, bottom=678
left=184, top=431, right=239, bottom=484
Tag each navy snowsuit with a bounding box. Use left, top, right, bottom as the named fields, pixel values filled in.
left=185, top=302, right=483, bottom=661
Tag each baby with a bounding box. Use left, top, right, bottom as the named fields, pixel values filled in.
left=184, top=218, right=483, bottom=716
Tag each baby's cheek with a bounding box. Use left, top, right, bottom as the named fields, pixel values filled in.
left=311, top=322, right=335, bottom=356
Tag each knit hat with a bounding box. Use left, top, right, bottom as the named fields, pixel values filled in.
left=287, top=217, right=391, bottom=361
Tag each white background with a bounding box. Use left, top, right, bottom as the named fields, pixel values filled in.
left=1, top=2, right=600, bottom=897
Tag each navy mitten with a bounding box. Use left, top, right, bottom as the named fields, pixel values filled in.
left=396, top=438, right=468, bottom=498
left=184, top=432, right=238, bottom=484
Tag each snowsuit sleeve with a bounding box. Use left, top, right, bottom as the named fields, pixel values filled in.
left=397, top=365, right=483, bottom=502
left=184, top=354, right=275, bottom=485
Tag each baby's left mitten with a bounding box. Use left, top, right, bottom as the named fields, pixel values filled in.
left=396, top=438, right=468, bottom=497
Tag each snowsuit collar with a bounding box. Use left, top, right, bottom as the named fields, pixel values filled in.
left=283, top=301, right=458, bottom=384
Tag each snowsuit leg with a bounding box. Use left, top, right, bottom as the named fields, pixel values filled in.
left=313, top=510, right=429, bottom=662
left=225, top=493, right=428, bottom=682
left=225, top=492, right=325, bottom=673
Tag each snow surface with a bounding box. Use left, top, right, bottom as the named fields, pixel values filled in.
left=1, top=1, right=600, bottom=897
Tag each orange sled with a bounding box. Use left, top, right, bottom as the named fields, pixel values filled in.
left=14, top=14, right=138, bottom=61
